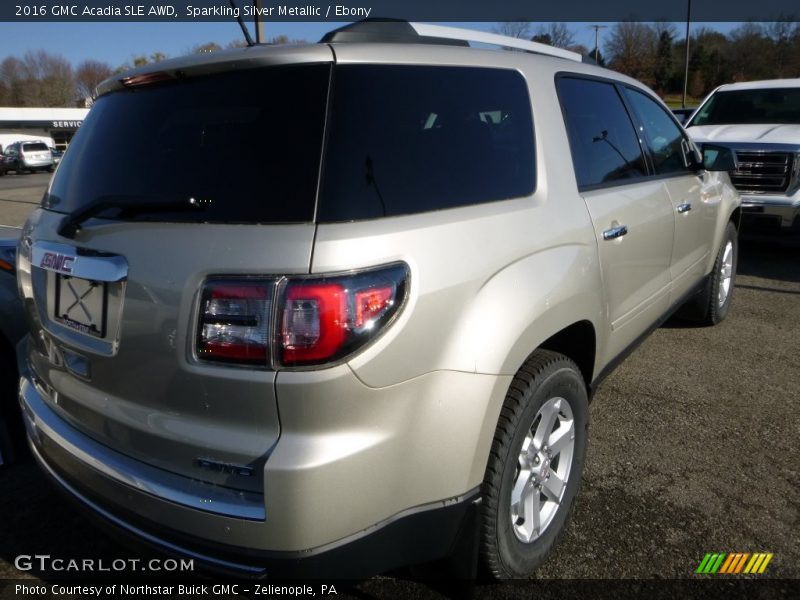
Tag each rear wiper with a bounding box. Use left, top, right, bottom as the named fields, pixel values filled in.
left=57, top=195, right=206, bottom=239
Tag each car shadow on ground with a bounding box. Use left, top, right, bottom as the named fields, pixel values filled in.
left=737, top=238, right=800, bottom=285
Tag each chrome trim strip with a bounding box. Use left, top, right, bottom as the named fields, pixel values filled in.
left=32, top=241, right=128, bottom=282
left=19, top=376, right=266, bottom=521
left=28, top=442, right=267, bottom=577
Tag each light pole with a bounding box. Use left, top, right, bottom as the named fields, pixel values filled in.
left=682, top=0, right=692, bottom=108
left=591, top=25, right=607, bottom=63
left=254, top=0, right=265, bottom=44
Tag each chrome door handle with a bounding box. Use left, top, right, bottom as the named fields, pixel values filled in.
left=677, top=202, right=692, bottom=214
left=602, top=225, right=628, bottom=240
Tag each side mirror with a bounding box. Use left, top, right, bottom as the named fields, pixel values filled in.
left=701, top=145, right=737, bottom=172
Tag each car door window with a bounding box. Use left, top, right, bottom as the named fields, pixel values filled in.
left=623, top=88, right=692, bottom=176
left=557, top=77, right=648, bottom=189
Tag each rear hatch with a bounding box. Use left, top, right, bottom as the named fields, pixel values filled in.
left=18, top=47, right=332, bottom=493
left=21, top=142, right=51, bottom=163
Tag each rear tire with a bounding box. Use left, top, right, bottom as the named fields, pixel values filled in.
left=480, top=350, right=588, bottom=579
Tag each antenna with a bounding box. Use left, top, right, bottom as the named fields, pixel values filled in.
left=228, top=0, right=255, bottom=47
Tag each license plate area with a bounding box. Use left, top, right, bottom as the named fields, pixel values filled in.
left=54, top=275, right=108, bottom=338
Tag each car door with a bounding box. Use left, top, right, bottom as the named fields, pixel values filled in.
left=6, top=144, right=19, bottom=169
left=557, top=76, right=675, bottom=360
left=622, top=87, right=718, bottom=303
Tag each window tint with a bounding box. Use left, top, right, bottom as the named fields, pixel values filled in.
left=319, top=65, right=535, bottom=222
left=557, top=77, right=647, bottom=189
left=23, top=143, right=49, bottom=152
left=44, top=65, right=330, bottom=224
left=623, top=88, right=690, bottom=175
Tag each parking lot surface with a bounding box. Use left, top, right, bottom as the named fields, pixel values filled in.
left=0, top=176, right=797, bottom=596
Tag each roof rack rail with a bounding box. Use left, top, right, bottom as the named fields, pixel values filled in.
left=320, top=20, right=583, bottom=63
left=409, top=23, right=582, bottom=62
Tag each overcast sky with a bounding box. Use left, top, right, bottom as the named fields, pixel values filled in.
left=0, top=21, right=742, bottom=69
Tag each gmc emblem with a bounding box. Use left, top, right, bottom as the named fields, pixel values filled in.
left=40, top=251, right=74, bottom=274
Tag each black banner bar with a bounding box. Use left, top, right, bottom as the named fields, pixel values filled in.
left=2, top=0, right=799, bottom=23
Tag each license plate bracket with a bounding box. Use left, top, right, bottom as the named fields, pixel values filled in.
left=54, top=274, right=108, bottom=338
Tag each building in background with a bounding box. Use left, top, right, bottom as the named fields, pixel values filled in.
left=0, top=107, right=89, bottom=153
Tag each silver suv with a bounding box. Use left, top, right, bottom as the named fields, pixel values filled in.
left=4, top=141, right=55, bottom=174
left=16, top=22, right=741, bottom=579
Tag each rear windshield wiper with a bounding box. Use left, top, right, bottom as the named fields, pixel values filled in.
left=57, top=195, right=207, bottom=239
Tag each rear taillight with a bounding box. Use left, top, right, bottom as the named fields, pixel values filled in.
left=196, top=263, right=408, bottom=368
left=279, top=264, right=408, bottom=366
left=197, top=281, right=272, bottom=365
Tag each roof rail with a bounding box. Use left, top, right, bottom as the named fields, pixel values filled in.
left=409, top=23, right=582, bottom=62
left=320, top=20, right=583, bottom=63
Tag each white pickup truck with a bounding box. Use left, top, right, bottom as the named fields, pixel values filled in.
left=685, top=78, right=800, bottom=236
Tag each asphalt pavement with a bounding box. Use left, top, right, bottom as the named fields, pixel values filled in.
left=0, top=171, right=48, bottom=228
left=0, top=176, right=797, bottom=598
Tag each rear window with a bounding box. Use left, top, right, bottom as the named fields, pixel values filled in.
left=689, top=88, right=800, bottom=126
left=318, top=65, right=535, bottom=222
left=43, top=64, right=330, bottom=223
left=23, top=143, right=49, bottom=152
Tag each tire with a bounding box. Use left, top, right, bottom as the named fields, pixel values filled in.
left=480, top=350, right=589, bottom=579
left=679, top=221, right=738, bottom=325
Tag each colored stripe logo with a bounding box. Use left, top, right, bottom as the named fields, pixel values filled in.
left=696, top=552, right=773, bottom=574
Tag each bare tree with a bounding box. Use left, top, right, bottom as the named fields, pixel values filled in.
left=16, top=50, right=74, bottom=107
left=75, top=60, right=112, bottom=102
left=532, top=23, right=576, bottom=49
left=728, top=23, right=772, bottom=81
left=493, top=22, right=533, bottom=39
left=0, top=57, right=24, bottom=105
left=606, top=22, right=658, bottom=84
left=766, top=20, right=800, bottom=77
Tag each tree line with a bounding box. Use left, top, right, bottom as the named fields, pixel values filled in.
left=498, top=21, right=800, bottom=101
left=1, top=24, right=798, bottom=108
left=0, top=36, right=294, bottom=108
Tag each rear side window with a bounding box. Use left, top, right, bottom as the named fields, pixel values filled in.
left=44, top=65, right=330, bottom=223
left=318, top=65, right=535, bottom=222
left=557, top=77, right=647, bottom=189
left=623, top=88, right=690, bottom=175
left=23, top=143, right=49, bottom=152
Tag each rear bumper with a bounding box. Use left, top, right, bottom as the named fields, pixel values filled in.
left=20, top=158, right=53, bottom=170
left=18, top=360, right=489, bottom=577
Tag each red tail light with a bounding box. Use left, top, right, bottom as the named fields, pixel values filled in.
left=278, top=264, right=408, bottom=367
left=195, top=263, right=408, bottom=368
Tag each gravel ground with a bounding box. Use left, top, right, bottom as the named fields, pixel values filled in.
left=0, top=182, right=797, bottom=598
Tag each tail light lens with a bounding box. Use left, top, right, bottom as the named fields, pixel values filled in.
left=198, top=281, right=272, bottom=365
left=278, top=263, right=409, bottom=367
left=196, top=263, right=409, bottom=368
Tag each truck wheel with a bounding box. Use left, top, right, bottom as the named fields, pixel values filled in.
left=679, top=221, right=738, bottom=325
left=480, top=350, right=588, bottom=578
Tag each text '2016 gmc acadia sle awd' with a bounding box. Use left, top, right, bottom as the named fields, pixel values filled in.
left=16, top=22, right=741, bottom=579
